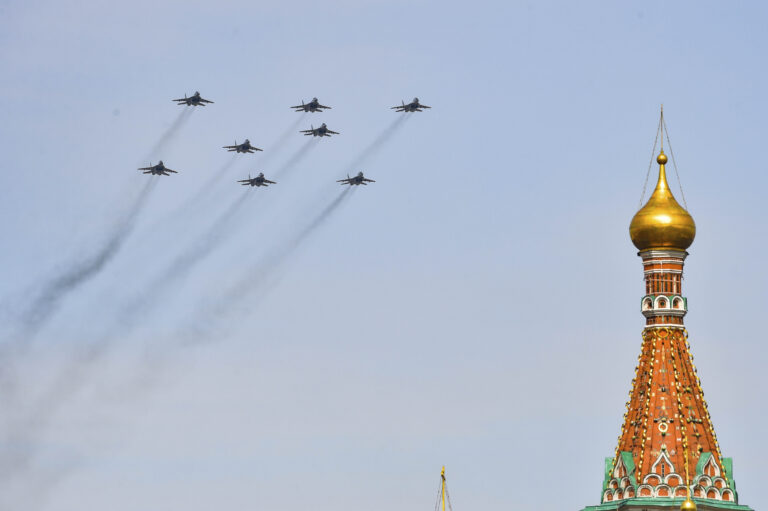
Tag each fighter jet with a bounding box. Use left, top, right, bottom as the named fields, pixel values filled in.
left=173, top=91, right=214, bottom=106
left=238, top=172, right=276, bottom=187
left=223, top=139, right=263, bottom=153
left=337, top=172, right=375, bottom=186
left=300, top=123, right=339, bottom=137
left=138, top=161, right=178, bottom=176
left=391, top=97, right=431, bottom=112
left=291, top=97, right=332, bottom=113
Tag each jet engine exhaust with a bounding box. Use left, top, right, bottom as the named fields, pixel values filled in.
left=121, top=190, right=251, bottom=322
left=0, top=187, right=354, bottom=500
left=11, top=178, right=158, bottom=344
left=185, top=154, right=240, bottom=208
left=344, top=115, right=408, bottom=173
left=142, top=107, right=194, bottom=162
left=5, top=105, right=195, bottom=345
left=273, top=138, right=317, bottom=179
left=258, top=114, right=307, bottom=167
left=0, top=191, right=252, bottom=493
left=210, top=187, right=355, bottom=323
left=275, top=186, right=354, bottom=262
left=0, top=180, right=160, bottom=493
left=0, top=106, right=200, bottom=491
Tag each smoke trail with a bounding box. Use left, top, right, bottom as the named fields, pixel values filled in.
left=185, top=154, right=239, bottom=207
left=0, top=188, right=352, bottom=500
left=0, top=339, right=104, bottom=488
left=141, top=108, right=194, bottom=163
left=0, top=110, right=197, bottom=498
left=120, top=190, right=250, bottom=322
left=201, top=154, right=239, bottom=190
left=0, top=178, right=158, bottom=471
left=270, top=187, right=354, bottom=265
left=211, top=187, right=354, bottom=320
left=273, top=138, right=318, bottom=179
left=5, top=107, right=195, bottom=344
left=12, top=178, right=158, bottom=343
left=0, top=191, right=252, bottom=490
left=258, top=114, right=306, bottom=167
left=344, top=115, right=408, bottom=174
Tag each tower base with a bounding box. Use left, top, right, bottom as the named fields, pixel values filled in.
left=581, top=498, right=753, bottom=511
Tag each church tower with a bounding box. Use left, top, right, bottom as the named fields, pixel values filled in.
left=581, top=116, right=752, bottom=511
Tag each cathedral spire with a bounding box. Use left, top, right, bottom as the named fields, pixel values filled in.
left=579, top=114, right=752, bottom=511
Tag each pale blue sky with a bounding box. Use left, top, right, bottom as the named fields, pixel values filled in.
left=1, top=1, right=767, bottom=510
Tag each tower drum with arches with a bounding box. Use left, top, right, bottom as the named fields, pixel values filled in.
left=579, top=114, right=753, bottom=511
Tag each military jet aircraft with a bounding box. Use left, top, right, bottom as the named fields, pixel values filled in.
left=337, top=172, right=375, bottom=186
left=138, top=161, right=178, bottom=176
left=291, top=97, right=332, bottom=113
left=300, top=123, right=339, bottom=137
left=223, top=139, right=263, bottom=153
left=238, top=172, right=276, bottom=187
left=391, top=97, right=431, bottom=112
left=173, top=91, right=214, bottom=106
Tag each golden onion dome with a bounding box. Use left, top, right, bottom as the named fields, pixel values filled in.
left=680, top=497, right=697, bottom=511
left=629, top=150, right=696, bottom=251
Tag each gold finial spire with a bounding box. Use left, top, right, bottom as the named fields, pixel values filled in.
left=660, top=104, right=664, bottom=151
left=629, top=130, right=695, bottom=251
left=441, top=466, right=447, bottom=511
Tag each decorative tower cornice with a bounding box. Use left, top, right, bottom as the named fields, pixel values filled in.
left=580, top=112, right=753, bottom=511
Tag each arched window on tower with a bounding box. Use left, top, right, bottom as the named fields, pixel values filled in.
left=704, top=456, right=720, bottom=478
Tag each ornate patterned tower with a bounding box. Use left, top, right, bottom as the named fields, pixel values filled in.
left=580, top=131, right=753, bottom=511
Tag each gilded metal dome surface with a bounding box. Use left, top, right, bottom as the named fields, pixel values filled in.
left=629, top=150, right=696, bottom=251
